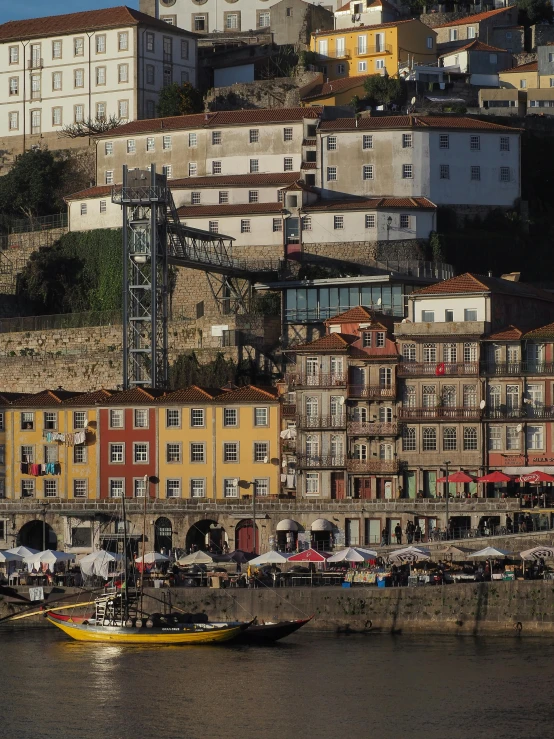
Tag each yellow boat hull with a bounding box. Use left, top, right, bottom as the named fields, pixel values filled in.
left=46, top=615, right=242, bottom=645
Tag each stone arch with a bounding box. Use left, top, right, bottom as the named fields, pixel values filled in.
left=18, top=520, right=57, bottom=551
left=185, top=519, right=227, bottom=554
left=154, top=517, right=173, bottom=554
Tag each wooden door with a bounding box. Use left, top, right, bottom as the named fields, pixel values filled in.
left=331, top=472, right=345, bottom=500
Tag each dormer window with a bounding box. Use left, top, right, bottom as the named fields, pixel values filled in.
left=376, top=332, right=385, bottom=348
left=362, top=331, right=372, bottom=347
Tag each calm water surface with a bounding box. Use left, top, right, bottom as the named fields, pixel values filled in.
left=2, top=626, right=554, bottom=739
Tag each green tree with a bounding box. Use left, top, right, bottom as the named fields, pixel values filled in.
left=156, top=82, right=204, bottom=118
left=363, top=75, right=406, bottom=107
left=517, top=0, right=553, bottom=23
left=0, top=148, right=67, bottom=221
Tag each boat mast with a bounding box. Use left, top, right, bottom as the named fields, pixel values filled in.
left=121, top=488, right=129, bottom=621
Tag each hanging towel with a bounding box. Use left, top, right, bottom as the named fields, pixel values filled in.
left=286, top=474, right=296, bottom=488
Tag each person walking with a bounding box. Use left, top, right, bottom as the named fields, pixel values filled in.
left=381, top=528, right=389, bottom=547
left=406, top=521, right=414, bottom=544
left=394, top=523, right=402, bottom=545
left=414, top=524, right=422, bottom=544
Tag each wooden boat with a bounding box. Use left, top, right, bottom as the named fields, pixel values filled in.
left=240, top=617, right=312, bottom=642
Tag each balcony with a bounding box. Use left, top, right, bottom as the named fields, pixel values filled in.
left=28, top=57, right=43, bottom=69
left=399, top=407, right=482, bottom=421
left=348, top=384, right=396, bottom=399
left=347, top=458, right=399, bottom=474
left=484, top=406, right=554, bottom=420
left=298, top=414, right=346, bottom=429
left=282, top=404, right=296, bottom=418
left=286, top=373, right=347, bottom=388
left=297, top=454, right=345, bottom=468
left=317, top=48, right=352, bottom=59
left=397, top=362, right=479, bottom=377
left=480, top=362, right=554, bottom=376
left=347, top=421, right=400, bottom=435
left=356, top=44, right=392, bottom=57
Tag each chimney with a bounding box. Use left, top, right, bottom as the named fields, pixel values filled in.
left=487, top=270, right=493, bottom=277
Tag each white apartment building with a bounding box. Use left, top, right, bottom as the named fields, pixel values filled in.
left=140, top=0, right=343, bottom=37
left=317, top=115, right=521, bottom=207
left=0, top=6, right=197, bottom=155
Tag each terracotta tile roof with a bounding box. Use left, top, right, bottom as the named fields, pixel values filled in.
left=177, top=202, right=283, bottom=218
left=326, top=306, right=373, bottom=324
left=63, top=389, right=114, bottom=406
left=301, top=75, right=373, bottom=102
left=214, top=385, right=279, bottom=402
left=432, top=6, right=514, bottom=28
left=305, top=196, right=436, bottom=211
left=439, top=39, right=508, bottom=56
left=499, top=60, right=537, bottom=74
left=302, top=139, right=316, bottom=146
left=312, top=18, right=418, bottom=36
left=319, top=115, right=520, bottom=132
left=103, top=387, right=167, bottom=405
left=293, top=333, right=352, bottom=351
left=11, top=389, right=83, bottom=407
left=66, top=173, right=302, bottom=201
left=100, top=107, right=322, bottom=138
left=0, top=392, right=25, bottom=404
left=485, top=325, right=525, bottom=341
left=523, top=322, right=554, bottom=339
left=301, top=162, right=318, bottom=169
left=412, top=273, right=554, bottom=302
left=159, top=386, right=221, bottom=403
left=0, top=6, right=191, bottom=42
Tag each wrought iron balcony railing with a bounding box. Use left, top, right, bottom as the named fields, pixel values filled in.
left=298, top=414, right=346, bottom=429
left=397, top=362, right=479, bottom=377
left=348, top=385, right=396, bottom=399
left=398, top=407, right=481, bottom=420
left=346, top=458, right=399, bottom=474
left=297, top=454, right=345, bottom=468
left=347, top=421, right=400, bottom=435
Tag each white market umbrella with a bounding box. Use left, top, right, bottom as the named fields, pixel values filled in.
left=327, top=547, right=378, bottom=563
left=7, top=546, right=39, bottom=558
left=135, top=552, right=170, bottom=564
left=519, top=546, right=554, bottom=561
left=469, top=546, right=512, bottom=559
left=0, top=551, right=24, bottom=563
left=24, top=550, right=75, bottom=569
left=79, top=551, right=123, bottom=578
left=177, top=550, right=216, bottom=565
left=248, top=551, right=292, bottom=566
left=388, top=546, right=431, bottom=564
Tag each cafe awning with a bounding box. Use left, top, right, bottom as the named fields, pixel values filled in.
left=276, top=519, right=300, bottom=532
left=310, top=518, right=334, bottom=532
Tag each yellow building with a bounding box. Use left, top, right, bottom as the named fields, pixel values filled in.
left=499, top=60, right=538, bottom=89
left=5, top=389, right=109, bottom=503
left=301, top=74, right=373, bottom=106
left=157, top=385, right=280, bottom=502
left=310, top=19, right=437, bottom=81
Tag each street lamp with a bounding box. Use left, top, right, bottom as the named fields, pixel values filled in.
left=444, top=460, right=450, bottom=540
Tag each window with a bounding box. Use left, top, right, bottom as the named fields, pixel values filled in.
left=254, top=441, right=269, bottom=462
left=9, top=46, right=19, bottom=64
left=363, top=214, right=375, bottom=229
left=186, top=162, right=197, bottom=177
left=358, top=61, right=367, bottom=72
left=181, top=39, right=189, bottom=59
left=74, top=69, right=84, bottom=88
left=105, top=170, right=114, bottom=185
left=402, top=427, right=416, bottom=451
left=162, top=135, right=172, bottom=151
left=439, top=134, right=449, bottom=149
left=249, top=190, right=259, bottom=204
left=255, top=407, right=268, bottom=426
left=327, top=136, right=338, bottom=151
left=74, top=105, right=84, bottom=123
left=209, top=221, right=218, bottom=234
left=259, top=10, right=271, bottom=26
left=500, top=167, right=511, bottom=182
left=362, top=332, right=372, bottom=348
left=241, top=220, right=251, bottom=233
left=127, top=139, right=136, bottom=154
left=449, top=29, right=458, bottom=41
left=427, top=36, right=434, bottom=49
left=360, top=136, right=373, bottom=153
left=118, top=100, right=128, bottom=119
left=443, top=427, right=457, bottom=451
left=249, top=129, right=259, bottom=144
left=281, top=127, right=293, bottom=143
left=9, top=77, right=18, bottom=96
left=212, top=161, right=222, bottom=175
left=134, top=409, right=148, bottom=428
left=118, top=32, right=129, bottom=51
left=21, top=412, right=34, bottom=431
left=134, top=443, right=148, bottom=463
left=422, top=385, right=437, bottom=408
left=191, top=192, right=201, bottom=205
left=110, top=443, right=124, bottom=463
left=302, top=216, right=312, bottom=231
left=146, top=65, right=155, bottom=85
left=134, top=479, right=146, bottom=498
left=500, top=136, right=510, bottom=152
left=162, top=164, right=172, bottom=178
left=506, top=426, right=520, bottom=450
left=327, top=167, right=337, bottom=181
left=445, top=309, right=454, bottom=322
left=463, top=384, right=477, bottom=408
left=44, top=412, right=57, bottom=430
left=80, top=203, right=87, bottom=216
left=212, top=131, right=222, bottom=146
left=190, top=479, right=206, bottom=498
left=215, top=192, right=229, bottom=207
left=362, top=164, right=374, bottom=180
left=422, top=427, right=437, bottom=451
left=422, top=311, right=435, bottom=323
left=402, top=164, right=413, bottom=179
left=402, top=133, right=412, bottom=149
left=187, top=408, right=204, bottom=428
left=194, top=16, right=206, bottom=32
left=96, top=66, right=106, bottom=86
left=489, top=426, right=502, bottom=451
left=167, top=443, right=182, bottom=463
left=402, top=344, right=416, bottom=363
left=440, top=164, right=450, bottom=180
left=22, top=480, right=35, bottom=498
left=423, top=344, right=437, bottom=363
left=20, top=445, right=34, bottom=464
left=254, top=478, right=269, bottom=496
left=376, top=332, right=386, bottom=348
left=463, top=427, right=478, bottom=451
left=224, top=408, right=238, bottom=426
left=464, top=309, right=477, bottom=321
left=470, top=135, right=480, bottom=151
left=467, top=26, right=476, bottom=39
left=74, top=37, right=84, bottom=56
left=109, top=409, right=124, bottom=428
left=464, top=342, right=477, bottom=362
left=188, top=132, right=197, bottom=148
left=250, top=159, right=259, bottom=173
left=109, top=479, right=124, bottom=498
left=224, top=479, right=239, bottom=498
left=166, top=409, right=180, bottom=427
left=96, top=102, right=106, bottom=120
left=104, top=142, right=114, bottom=157
left=442, top=384, right=456, bottom=407
left=470, top=166, right=481, bottom=181
left=520, top=79, right=527, bottom=89
left=74, top=480, right=87, bottom=498
left=44, top=445, right=58, bottom=464
left=400, top=214, right=410, bottom=230
left=334, top=216, right=344, bottom=230
left=273, top=218, right=282, bottom=232
left=8, top=112, right=19, bottom=130
left=74, top=445, right=87, bottom=464
left=305, top=472, right=319, bottom=496
left=163, top=479, right=180, bottom=498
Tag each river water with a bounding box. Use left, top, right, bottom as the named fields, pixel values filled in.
left=2, top=626, right=554, bottom=739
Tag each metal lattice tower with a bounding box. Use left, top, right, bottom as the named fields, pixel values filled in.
left=113, top=166, right=169, bottom=389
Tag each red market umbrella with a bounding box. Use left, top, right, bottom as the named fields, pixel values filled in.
left=477, top=471, right=513, bottom=483
left=288, top=548, right=331, bottom=562
left=516, top=470, right=554, bottom=484
left=436, top=471, right=476, bottom=484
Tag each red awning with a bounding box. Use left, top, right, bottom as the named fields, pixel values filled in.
left=516, top=470, right=554, bottom=484
left=436, top=471, right=476, bottom=484
left=288, top=548, right=331, bottom=562
left=477, top=471, right=513, bottom=483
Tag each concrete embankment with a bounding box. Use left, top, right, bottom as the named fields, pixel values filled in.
left=3, top=581, right=554, bottom=636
